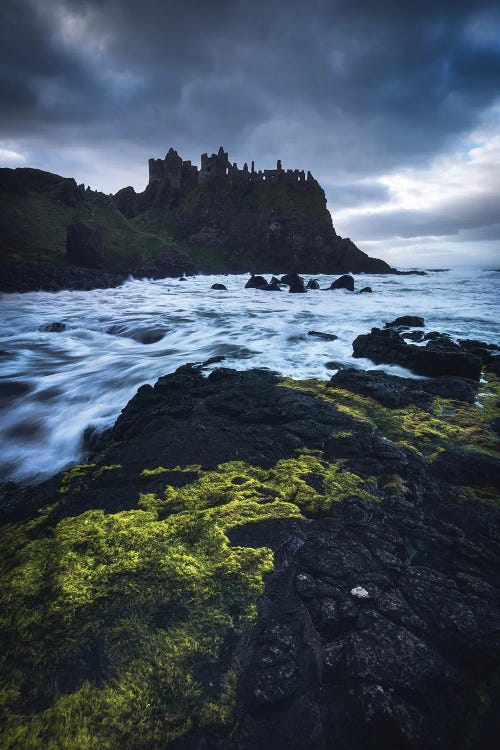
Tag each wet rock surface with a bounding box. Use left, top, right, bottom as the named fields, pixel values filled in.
left=0, top=262, right=127, bottom=293
left=226, top=494, right=500, bottom=750
left=1, top=362, right=499, bottom=750
left=385, top=315, right=425, bottom=328
left=329, top=367, right=479, bottom=406
left=329, top=274, right=355, bottom=291
left=353, top=327, right=483, bottom=380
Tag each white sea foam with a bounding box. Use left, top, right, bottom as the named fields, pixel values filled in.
left=0, top=268, right=498, bottom=483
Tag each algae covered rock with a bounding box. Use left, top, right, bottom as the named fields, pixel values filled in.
left=1, top=365, right=499, bottom=750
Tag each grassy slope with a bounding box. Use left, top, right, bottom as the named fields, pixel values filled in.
left=0, top=171, right=179, bottom=268
left=0, top=190, right=75, bottom=263
left=0, top=377, right=498, bottom=748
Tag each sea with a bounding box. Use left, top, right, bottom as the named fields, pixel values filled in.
left=0, top=268, right=498, bottom=484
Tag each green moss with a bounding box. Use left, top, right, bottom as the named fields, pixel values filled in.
left=140, top=465, right=200, bottom=478
left=59, top=464, right=96, bottom=494
left=0, top=507, right=272, bottom=748
left=0, top=449, right=377, bottom=748
left=280, top=375, right=500, bottom=458
left=139, top=452, right=377, bottom=520
left=93, top=464, right=123, bottom=478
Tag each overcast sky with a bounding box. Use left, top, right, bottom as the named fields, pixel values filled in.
left=1, top=0, right=499, bottom=268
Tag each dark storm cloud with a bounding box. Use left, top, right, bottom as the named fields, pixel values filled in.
left=0, top=0, right=499, bottom=262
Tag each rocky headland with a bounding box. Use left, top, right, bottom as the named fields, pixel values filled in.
left=0, top=148, right=395, bottom=293
left=1, top=317, right=499, bottom=750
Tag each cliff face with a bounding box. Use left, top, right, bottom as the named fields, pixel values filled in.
left=177, top=179, right=390, bottom=273
left=0, top=168, right=194, bottom=292
left=0, top=152, right=393, bottom=293
left=119, top=161, right=393, bottom=273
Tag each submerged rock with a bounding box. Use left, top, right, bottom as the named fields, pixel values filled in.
left=211, top=283, right=227, bottom=290
left=359, top=286, right=372, bottom=293
left=308, top=331, right=338, bottom=342
left=39, top=322, right=66, bottom=332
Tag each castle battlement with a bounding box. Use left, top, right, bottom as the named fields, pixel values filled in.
left=148, top=146, right=316, bottom=189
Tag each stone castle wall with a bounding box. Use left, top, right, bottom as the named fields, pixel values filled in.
left=148, top=146, right=316, bottom=189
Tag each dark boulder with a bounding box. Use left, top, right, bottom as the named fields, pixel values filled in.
left=353, top=328, right=482, bottom=380
left=330, top=274, right=354, bottom=291
left=245, top=275, right=268, bottom=290
left=265, top=277, right=283, bottom=291
left=359, top=286, right=372, bottom=293
left=66, top=222, right=105, bottom=269
left=306, top=279, right=320, bottom=290
left=385, top=315, right=424, bottom=328
left=211, top=283, right=227, bottom=290
left=308, top=331, right=338, bottom=342
left=287, top=273, right=306, bottom=294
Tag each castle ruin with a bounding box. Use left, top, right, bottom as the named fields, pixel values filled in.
left=148, top=146, right=316, bottom=189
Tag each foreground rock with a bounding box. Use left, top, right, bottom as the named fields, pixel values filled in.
left=0, top=365, right=498, bottom=750
left=353, top=327, right=483, bottom=380
left=329, top=367, right=479, bottom=406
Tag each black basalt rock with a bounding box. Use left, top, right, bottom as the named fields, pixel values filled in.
left=329, top=367, right=479, bottom=406
left=359, top=286, right=372, bottom=293
left=308, top=331, right=338, bottom=342
left=306, top=279, right=320, bottom=289
left=227, top=494, right=500, bottom=750
left=211, top=283, right=227, bottom=290
left=287, top=273, right=307, bottom=293
left=385, top=315, right=425, bottom=328
left=330, top=274, right=355, bottom=291
left=39, top=322, right=66, bottom=332
left=353, top=327, right=482, bottom=380
left=264, top=277, right=283, bottom=291
left=245, top=275, right=269, bottom=290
